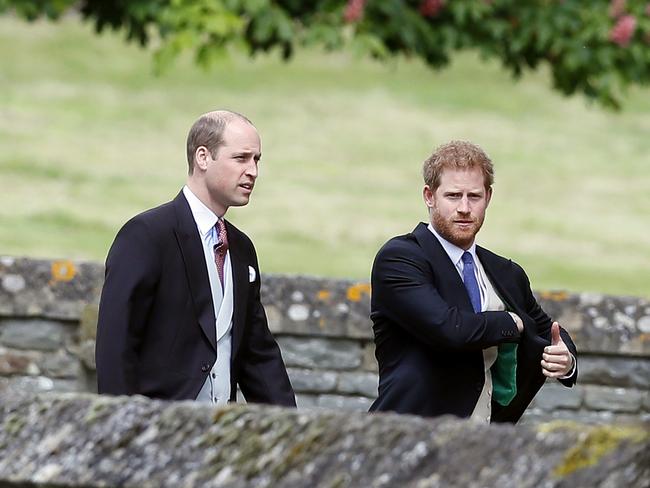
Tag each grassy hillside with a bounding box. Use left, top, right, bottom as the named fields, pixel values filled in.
left=1, top=15, right=649, bottom=297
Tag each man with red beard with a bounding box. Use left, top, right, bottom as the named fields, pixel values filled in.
left=369, top=140, right=577, bottom=423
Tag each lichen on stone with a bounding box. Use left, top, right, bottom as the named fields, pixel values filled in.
left=543, top=421, right=649, bottom=477
left=3, top=412, right=26, bottom=436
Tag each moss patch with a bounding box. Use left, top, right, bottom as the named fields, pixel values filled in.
left=542, top=422, right=649, bottom=477
left=3, top=413, right=26, bottom=436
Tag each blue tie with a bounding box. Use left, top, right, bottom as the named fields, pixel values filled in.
left=461, top=252, right=481, bottom=312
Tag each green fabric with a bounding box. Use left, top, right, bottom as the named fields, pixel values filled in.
left=491, top=343, right=518, bottom=406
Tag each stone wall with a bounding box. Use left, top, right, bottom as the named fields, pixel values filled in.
left=1, top=393, right=648, bottom=487
left=1, top=256, right=649, bottom=424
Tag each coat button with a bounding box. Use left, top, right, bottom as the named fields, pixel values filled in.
left=201, top=363, right=210, bottom=372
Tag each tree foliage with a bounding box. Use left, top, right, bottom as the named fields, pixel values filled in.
left=3, top=0, right=650, bottom=109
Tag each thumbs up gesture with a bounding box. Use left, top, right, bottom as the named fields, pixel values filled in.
left=541, top=322, right=574, bottom=378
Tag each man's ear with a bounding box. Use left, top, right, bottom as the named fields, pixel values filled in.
left=485, top=186, right=493, bottom=207
left=423, top=185, right=434, bottom=209
left=194, top=146, right=211, bottom=171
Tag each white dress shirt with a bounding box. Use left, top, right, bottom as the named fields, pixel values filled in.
left=183, top=186, right=233, bottom=405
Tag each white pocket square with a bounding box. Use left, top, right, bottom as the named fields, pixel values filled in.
left=248, top=266, right=256, bottom=283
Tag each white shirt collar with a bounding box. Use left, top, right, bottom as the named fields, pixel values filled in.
left=427, top=223, right=478, bottom=268
left=182, top=185, right=219, bottom=238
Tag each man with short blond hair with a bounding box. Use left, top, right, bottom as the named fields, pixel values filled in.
left=370, top=140, right=577, bottom=423
left=96, top=110, right=295, bottom=406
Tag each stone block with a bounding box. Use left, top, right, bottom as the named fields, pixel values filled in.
left=535, top=291, right=582, bottom=329
left=584, top=385, right=644, bottom=413
left=0, top=257, right=103, bottom=319
left=264, top=304, right=284, bottom=334
left=277, top=337, right=361, bottom=370
left=78, top=304, right=98, bottom=341
left=0, top=348, right=41, bottom=376
left=72, top=339, right=97, bottom=370
left=337, top=371, right=378, bottom=398
left=531, top=382, right=583, bottom=410
left=39, top=350, right=81, bottom=378
left=0, top=376, right=79, bottom=394
left=361, top=341, right=378, bottom=372
left=0, top=319, right=73, bottom=351
left=519, top=408, right=643, bottom=426
left=287, top=368, right=337, bottom=393
left=568, top=294, right=650, bottom=355
left=317, top=394, right=373, bottom=411
left=579, top=356, right=650, bottom=389
left=520, top=408, right=586, bottom=426
left=261, top=275, right=372, bottom=339
left=75, top=364, right=98, bottom=394
left=295, top=393, right=318, bottom=409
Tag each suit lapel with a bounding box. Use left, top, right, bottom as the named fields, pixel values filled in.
left=225, top=221, right=249, bottom=357
left=477, top=247, right=548, bottom=346
left=476, top=246, right=548, bottom=421
left=412, top=222, right=474, bottom=312
left=476, top=247, right=517, bottom=311
left=172, top=192, right=217, bottom=351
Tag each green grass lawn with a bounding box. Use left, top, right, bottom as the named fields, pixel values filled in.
left=1, top=15, right=649, bottom=298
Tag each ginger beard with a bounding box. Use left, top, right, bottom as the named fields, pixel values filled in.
left=430, top=200, right=485, bottom=250
left=425, top=167, right=491, bottom=250
left=424, top=168, right=492, bottom=250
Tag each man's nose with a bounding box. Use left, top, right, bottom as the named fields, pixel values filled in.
left=457, top=196, right=470, bottom=213
left=245, top=160, right=258, bottom=178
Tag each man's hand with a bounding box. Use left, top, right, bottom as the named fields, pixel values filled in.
left=541, top=322, right=574, bottom=378
left=508, top=312, right=524, bottom=333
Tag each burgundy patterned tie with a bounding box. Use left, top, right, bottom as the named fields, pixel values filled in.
left=214, top=219, right=229, bottom=287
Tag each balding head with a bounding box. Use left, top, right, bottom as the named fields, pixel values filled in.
left=186, top=110, right=254, bottom=174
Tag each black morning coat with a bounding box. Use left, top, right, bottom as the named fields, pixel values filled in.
left=96, top=191, right=296, bottom=406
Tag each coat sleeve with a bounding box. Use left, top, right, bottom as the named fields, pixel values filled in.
left=236, top=250, right=296, bottom=407
left=95, top=217, right=159, bottom=395
left=514, top=261, right=578, bottom=387
left=371, top=239, right=521, bottom=351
